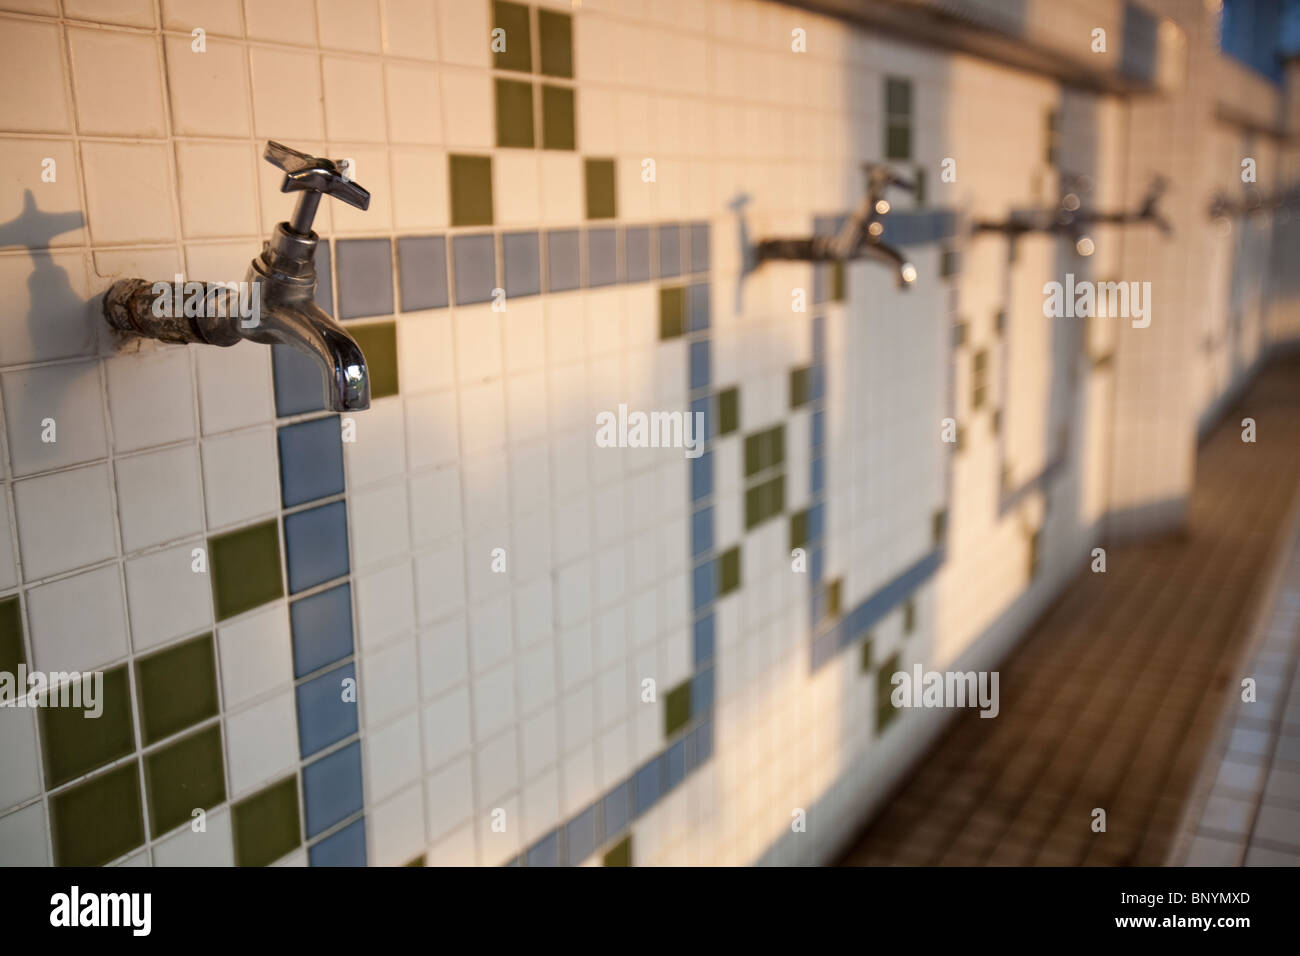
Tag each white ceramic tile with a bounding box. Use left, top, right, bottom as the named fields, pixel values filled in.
left=124, top=542, right=214, bottom=651
left=404, top=390, right=458, bottom=471
left=0, top=19, right=70, bottom=132
left=435, top=0, right=489, bottom=68
left=0, top=802, right=49, bottom=866
left=0, top=707, right=41, bottom=810
left=12, top=463, right=116, bottom=580
left=362, top=636, right=420, bottom=728
left=163, top=0, right=243, bottom=33
left=476, top=790, right=520, bottom=861
left=0, top=139, right=85, bottom=250
left=2, top=360, right=106, bottom=477
left=226, top=689, right=298, bottom=794
left=386, top=62, right=441, bottom=144
left=502, top=298, right=545, bottom=373
left=364, top=710, right=421, bottom=802
left=0, top=496, right=14, bottom=591
left=244, top=0, right=316, bottom=45
left=317, top=0, right=381, bottom=52
left=165, top=36, right=251, bottom=137
left=201, top=426, right=278, bottom=529
left=106, top=347, right=196, bottom=453
left=516, top=638, right=556, bottom=715
left=249, top=47, right=324, bottom=140
left=349, top=478, right=410, bottom=570
left=539, top=153, right=583, bottom=224
left=474, top=727, right=518, bottom=805
left=424, top=752, right=474, bottom=842
left=68, top=27, right=166, bottom=137
left=63, top=0, right=155, bottom=27
left=439, top=68, right=493, bottom=148
left=343, top=396, right=406, bottom=486
left=407, top=589, right=463, bottom=687
left=519, top=703, right=558, bottom=779
left=495, top=152, right=541, bottom=225
left=354, top=559, right=416, bottom=651
left=195, top=341, right=274, bottom=435
left=521, top=767, right=560, bottom=844
left=322, top=56, right=388, bottom=143
left=382, top=0, right=438, bottom=59
left=456, top=379, right=506, bottom=456
left=115, top=445, right=204, bottom=553
left=391, top=147, right=448, bottom=230
left=367, top=782, right=425, bottom=865
left=175, top=141, right=260, bottom=239
left=217, top=601, right=293, bottom=708
left=151, top=806, right=234, bottom=866
left=27, top=564, right=128, bottom=672
left=413, top=539, right=464, bottom=624
left=472, top=660, right=515, bottom=739
left=81, top=142, right=176, bottom=244
left=468, top=593, right=511, bottom=673
left=397, top=313, right=454, bottom=395
left=421, top=683, right=471, bottom=769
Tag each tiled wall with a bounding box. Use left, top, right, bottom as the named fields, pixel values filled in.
left=0, top=0, right=1295, bottom=867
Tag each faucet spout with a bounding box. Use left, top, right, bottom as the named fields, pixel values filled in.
left=244, top=296, right=370, bottom=412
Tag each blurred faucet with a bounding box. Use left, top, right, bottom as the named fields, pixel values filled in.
left=103, top=141, right=372, bottom=412
left=753, top=164, right=919, bottom=288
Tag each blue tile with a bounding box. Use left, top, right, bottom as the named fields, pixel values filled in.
left=689, top=222, right=709, bottom=274
left=692, top=666, right=714, bottom=715
left=547, top=229, right=580, bottom=292
left=813, top=263, right=830, bottom=305
left=502, top=231, right=540, bottom=299
left=315, top=241, right=333, bottom=315
left=587, top=227, right=617, bottom=286
left=808, top=502, right=825, bottom=541
left=603, top=782, right=630, bottom=836
left=658, top=224, right=682, bottom=278
left=566, top=803, right=599, bottom=866
left=811, top=546, right=824, bottom=584
left=396, top=235, right=448, bottom=311
left=687, top=282, right=710, bottom=332
left=693, top=613, right=714, bottom=668
left=309, top=816, right=366, bottom=866
left=693, top=717, right=713, bottom=763
left=812, top=315, right=825, bottom=358
left=633, top=756, right=662, bottom=817
left=278, top=416, right=344, bottom=507
left=290, top=584, right=353, bottom=678
left=272, top=344, right=327, bottom=417
left=811, top=456, right=825, bottom=495
left=452, top=234, right=496, bottom=306
left=303, top=740, right=364, bottom=838
left=691, top=506, right=713, bottom=558
left=625, top=226, right=651, bottom=282
left=690, top=451, right=712, bottom=501
left=664, top=738, right=686, bottom=792
left=284, top=500, right=350, bottom=594
left=812, top=409, right=825, bottom=449
left=689, top=340, right=710, bottom=391
left=811, top=365, right=825, bottom=401
left=336, top=238, right=394, bottom=320
left=689, top=396, right=710, bottom=442
left=692, top=559, right=716, bottom=610
left=296, top=661, right=358, bottom=757
left=526, top=829, right=560, bottom=867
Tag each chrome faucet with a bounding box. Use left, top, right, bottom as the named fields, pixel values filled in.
left=753, top=164, right=919, bottom=288
left=103, top=141, right=372, bottom=411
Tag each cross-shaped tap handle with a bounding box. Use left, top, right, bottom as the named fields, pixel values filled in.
left=264, top=141, right=370, bottom=235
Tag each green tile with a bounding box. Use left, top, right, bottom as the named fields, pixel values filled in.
left=405, top=853, right=426, bottom=867
left=0, top=595, right=23, bottom=675
left=718, top=545, right=741, bottom=595
left=145, top=723, right=226, bottom=838
left=659, top=285, right=685, bottom=339
left=992, top=409, right=1002, bottom=434
left=541, top=84, right=575, bottom=150
left=886, top=122, right=911, bottom=161
left=744, top=473, right=784, bottom=530
left=941, top=246, right=959, bottom=277
left=1028, top=530, right=1042, bottom=579
left=585, top=158, right=616, bottom=219
left=350, top=321, right=399, bottom=399
left=743, top=425, right=784, bottom=477
left=603, top=834, right=631, bottom=867
left=233, top=775, right=301, bottom=867
left=826, top=578, right=841, bottom=618
left=664, top=679, right=692, bottom=737
left=492, top=0, right=531, bottom=72
left=914, top=166, right=926, bottom=205
left=716, top=386, right=738, bottom=436
left=932, top=509, right=947, bottom=545
left=538, top=9, right=573, bottom=78
left=831, top=260, right=845, bottom=301
left=902, top=598, right=915, bottom=635
left=789, top=367, right=811, bottom=408
left=860, top=636, right=874, bottom=673
left=51, top=761, right=145, bottom=866
left=449, top=154, right=494, bottom=227
left=790, top=509, right=808, bottom=551
left=209, top=519, right=284, bottom=622
left=495, top=77, right=534, bottom=148
left=876, top=651, right=900, bottom=734
left=885, top=76, right=912, bottom=115
left=136, top=633, right=218, bottom=746
left=40, top=665, right=134, bottom=789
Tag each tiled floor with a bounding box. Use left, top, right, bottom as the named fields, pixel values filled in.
left=838, top=354, right=1300, bottom=867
